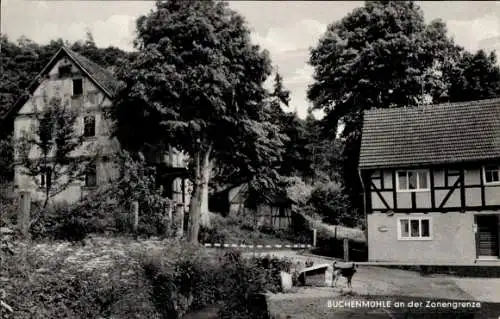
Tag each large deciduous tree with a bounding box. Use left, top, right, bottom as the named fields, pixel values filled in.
left=112, top=0, right=285, bottom=243
left=307, top=1, right=461, bottom=214
left=448, top=49, right=500, bottom=102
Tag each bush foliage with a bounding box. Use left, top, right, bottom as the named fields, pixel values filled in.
left=27, top=150, right=176, bottom=241
left=2, top=244, right=158, bottom=319
left=141, top=245, right=292, bottom=319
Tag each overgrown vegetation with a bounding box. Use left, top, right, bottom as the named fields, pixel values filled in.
left=142, top=246, right=292, bottom=319
left=198, top=212, right=311, bottom=246
left=1, top=234, right=292, bottom=319
left=27, top=150, right=174, bottom=241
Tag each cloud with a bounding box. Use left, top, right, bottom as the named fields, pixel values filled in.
left=286, top=65, right=315, bottom=85
left=3, top=0, right=154, bottom=51
left=251, top=19, right=326, bottom=54
left=447, top=13, right=500, bottom=52
left=91, top=15, right=138, bottom=50
left=30, top=15, right=138, bottom=51
left=251, top=19, right=327, bottom=118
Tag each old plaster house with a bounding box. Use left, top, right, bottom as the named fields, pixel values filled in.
left=1, top=46, right=190, bottom=208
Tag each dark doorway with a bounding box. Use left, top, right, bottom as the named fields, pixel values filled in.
left=475, top=215, right=499, bottom=258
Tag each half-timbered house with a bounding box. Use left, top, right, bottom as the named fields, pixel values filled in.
left=359, top=98, right=500, bottom=264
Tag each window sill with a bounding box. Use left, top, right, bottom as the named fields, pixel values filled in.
left=484, top=181, right=500, bottom=186
left=81, top=186, right=98, bottom=191
left=396, top=189, right=430, bottom=193
left=476, top=256, right=499, bottom=260
left=397, top=237, right=433, bottom=241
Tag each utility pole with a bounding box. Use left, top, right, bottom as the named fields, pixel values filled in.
left=419, top=67, right=432, bottom=106
left=420, top=75, right=425, bottom=106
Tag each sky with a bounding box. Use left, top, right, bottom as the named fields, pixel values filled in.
left=2, top=1, right=500, bottom=119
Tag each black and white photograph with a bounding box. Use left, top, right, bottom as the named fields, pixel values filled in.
left=1, top=0, right=500, bottom=318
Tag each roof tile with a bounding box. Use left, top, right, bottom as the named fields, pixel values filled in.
left=359, top=98, right=500, bottom=169
left=63, top=47, right=121, bottom=97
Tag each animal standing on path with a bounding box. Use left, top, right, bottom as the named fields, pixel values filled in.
left=332, top=261, right=357, bottom=288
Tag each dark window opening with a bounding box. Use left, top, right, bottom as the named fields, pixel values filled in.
left=408, top=172, right=417, bottom=189
left=58, top=65, right=72, bottom=78
left=83, top=115, right=96, bottom=137
left=73, top=78, right=83, bottom=96
left=85, top=164, right=97, bottom=187
left=40, top=166, right=52, bottom=189
left=421, top=219, right=430, bottom=237
left=485, top=165, right=500, bottom=183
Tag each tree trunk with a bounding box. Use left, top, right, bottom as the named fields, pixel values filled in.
left=43, top=186, right=49, bottom=208
left=200, top=156, right=212, bottom=228
left=42, top=157, right=50, bottom=208
left=187, top=182, right=202, bottom=243
left=187, top=145, right=212, bottom=243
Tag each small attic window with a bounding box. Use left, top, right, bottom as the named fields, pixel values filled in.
left=72, top=78, right=83, bottom=96
left=58, top=65, right=72, bottom=78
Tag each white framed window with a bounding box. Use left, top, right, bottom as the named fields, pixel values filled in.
left=396, top=170, right=430, bottom=192
left=483, top=165, right=500, bottom=184
left=397, top=216, right=432, bottom=240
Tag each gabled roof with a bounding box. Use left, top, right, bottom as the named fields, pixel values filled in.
left=2, top=46, right=121, bottom=120
left=229, top=182, right=296, bottom=207
left=64, top=48, right=121, bottom=97
left=359, top=98, right=500, bottom=170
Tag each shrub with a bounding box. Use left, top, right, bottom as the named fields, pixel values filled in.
left=29, top=201, right=103, bottom=242
left=2, top=241, right=159, bottom=319
left=141, top=244, right=292, bottom=319
left=1, top=224, right=16, bottom=317
left=198, top=224, right=226, bottom=244
left=308, top=182, right=359, bottom=227
left=108, top=151, right=172, bottom=237
left=0, top=196, right=17, bottom=226
left=141, top=242, right=218, bottom=318
left=219, top=253, right=292, bottom=319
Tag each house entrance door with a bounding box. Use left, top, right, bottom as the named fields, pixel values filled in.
left=475, top=215, right=499, bottom=259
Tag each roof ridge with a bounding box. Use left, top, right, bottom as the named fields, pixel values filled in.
left=62, top=46, right=116, bottom=80
left=359, top=96, right=500, bottom=169
left=61, top=46, right=121, bottom=97
left=1, top=45, right=121, bottom=120
left=364, top=97, right=500, bottom=115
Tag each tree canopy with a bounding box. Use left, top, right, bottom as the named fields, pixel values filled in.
left=113, top=0, right=286, bottom=242
left=307, top=0, right=500, bottom=214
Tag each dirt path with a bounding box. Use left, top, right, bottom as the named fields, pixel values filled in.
left=244, top=250, right=500, bottom=302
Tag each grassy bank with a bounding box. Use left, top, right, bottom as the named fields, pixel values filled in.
left=1, top=235, right=293, bottom=319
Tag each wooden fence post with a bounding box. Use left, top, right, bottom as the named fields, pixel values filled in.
left=164, top=202, right=173, bottom=237
left=18, top=191, right=31, bottom=239
left=312, top=228, right=317, bottom=247
left=175, top=203, right=184, bottom=238
left=343, top=238, right=349, bottom=262
left=131, top=201, right=139, bottom=237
